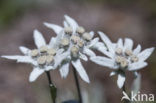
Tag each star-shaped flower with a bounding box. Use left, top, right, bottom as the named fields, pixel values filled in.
left=44, top=15, right=102, bottom=83
left=90, top=31, right=155, bottom=88
left=1, top=30, right=69, bottom=82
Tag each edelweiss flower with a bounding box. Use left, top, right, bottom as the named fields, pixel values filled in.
left=1, top=30, right=69, bottom=82
left=91, top=32, right=155, bottom=88
left=44, top=15, right=102, bottom=83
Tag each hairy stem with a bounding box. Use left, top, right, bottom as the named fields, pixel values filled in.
left=46, top=71, right=57, bottom=103
left=72, top=65, right=82, bottom=103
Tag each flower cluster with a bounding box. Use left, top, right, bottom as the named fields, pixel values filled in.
left=44, top=15, right=102, bottom=83
left=1, top=15, right=155, bottom=89
left=2, top=30, right=69, bottom=82
left=90, top=32, right=155, bottom=88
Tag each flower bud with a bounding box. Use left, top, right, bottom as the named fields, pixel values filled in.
left=40, top=46, right=48, bottom=53
left=131, top=55, right=139, bottom=62
left=71, top=35, right=80, bottom=44
left=115, top=56, right=122, bottom=64
left=37, top=56, right=46, bottom=65
left=77, top=40, right=84, bottom=48
left=64, top=27, right=73, bottom=35
left=71, top=46, right=79, bottom=58
left=76, top=26, right=85, bottom=34
left=82, top=32, right=92, bottom=41
left=47, top=48, right=56, bottom=55
left=46, top=55, right=54, bottom=64
left=120, top=60, right=128, bottom=68
left=115, top=48, right=122, bottom=55
left=125, top=49, right=133, bottom=56
left=61, top=38, right=70, bottom=46
left=30, top=49, right=39, bottom=57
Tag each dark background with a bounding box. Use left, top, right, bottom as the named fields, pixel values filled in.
left=0, top=0, right=156, bottom=103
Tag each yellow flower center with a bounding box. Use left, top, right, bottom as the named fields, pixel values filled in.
left=76, top=26, right=85, bottom=34
left=64, top=27, right=73, bottom=35
left=77, top=40, right=84, bottom=47
left=71, top=46, right=79, bottom=58
left=115, top=48, right=123, bottom=55
left=125, top=49, right=133, bottom=56
left=71, top=35, right=80, bottom=44
left=46, top=55, right=54, bottom=64
left=120, top=60, right=128, bottom=68
left=82, top=32, right=92, bottom=41
left=30, top=49, right=39, bottom=57
left=115, top=56, right=128, bottom=68
left=47, top=48, right=56, bottom=55
left=40, top=46, right=48, bottom=53
left=37, top=55, right=47, bottom=65
left=131, top=55, right=139, bottom=62
left=61, top=38, right=70, bottom=46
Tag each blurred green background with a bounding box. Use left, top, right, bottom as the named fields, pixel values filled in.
left=0, top=0, right=155, bottom=103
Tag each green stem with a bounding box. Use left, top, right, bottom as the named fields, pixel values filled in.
left=72, top=65, right=82, bottom=103
left=46, top=71, right=57, bottom=103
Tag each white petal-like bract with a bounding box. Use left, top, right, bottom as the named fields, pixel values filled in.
left=29, top=68, right=44, bottom=82
left=63, top=21, right=68, bottom=27
left=117, top=38, right=123, bottom=49
left=138, top=47, right=155, bottom=61
left=19, top=46, right=30, bottom=55
left=88, top=37, right=99, bottom=48
left=133, top=44, right=141, bottom=55
left=90, top=56, right=117, bottom=69
left=124, top=38, right=133, bottom=50
left=98, top=48, right=114, bottom=58
left=83, top=47, right=96, bottom=57
left=89, top=31, right=94, bottom=39
left=59, top=63, right=70, bottom=78
left=1, top=55, right=36, bottom=65
left=98, top=31, right=114, bottom=54
left=79, top=53, right=88, bottom=61
left=33, top=30, right=46, bottom=48
left=44, top=22, right=63, bottom=35
left=49, top=37, right=56, bottom=48
left=128, top=62, right=148, bottom=71
left=54, top=51, right=69, bottom=68
left=64, top=15, right=78, bottom=32
left=72, top=59, right=90, bottom=83
left=117, top=74, right=125, bottom=88
left=92, top=42, right=105, bottom=50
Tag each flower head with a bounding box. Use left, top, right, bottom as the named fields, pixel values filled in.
left=44, top=15, right=101, bottom=83
left=1, top=30, right=68, bottom=82
left=91, top=32, right=155, bottom=88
